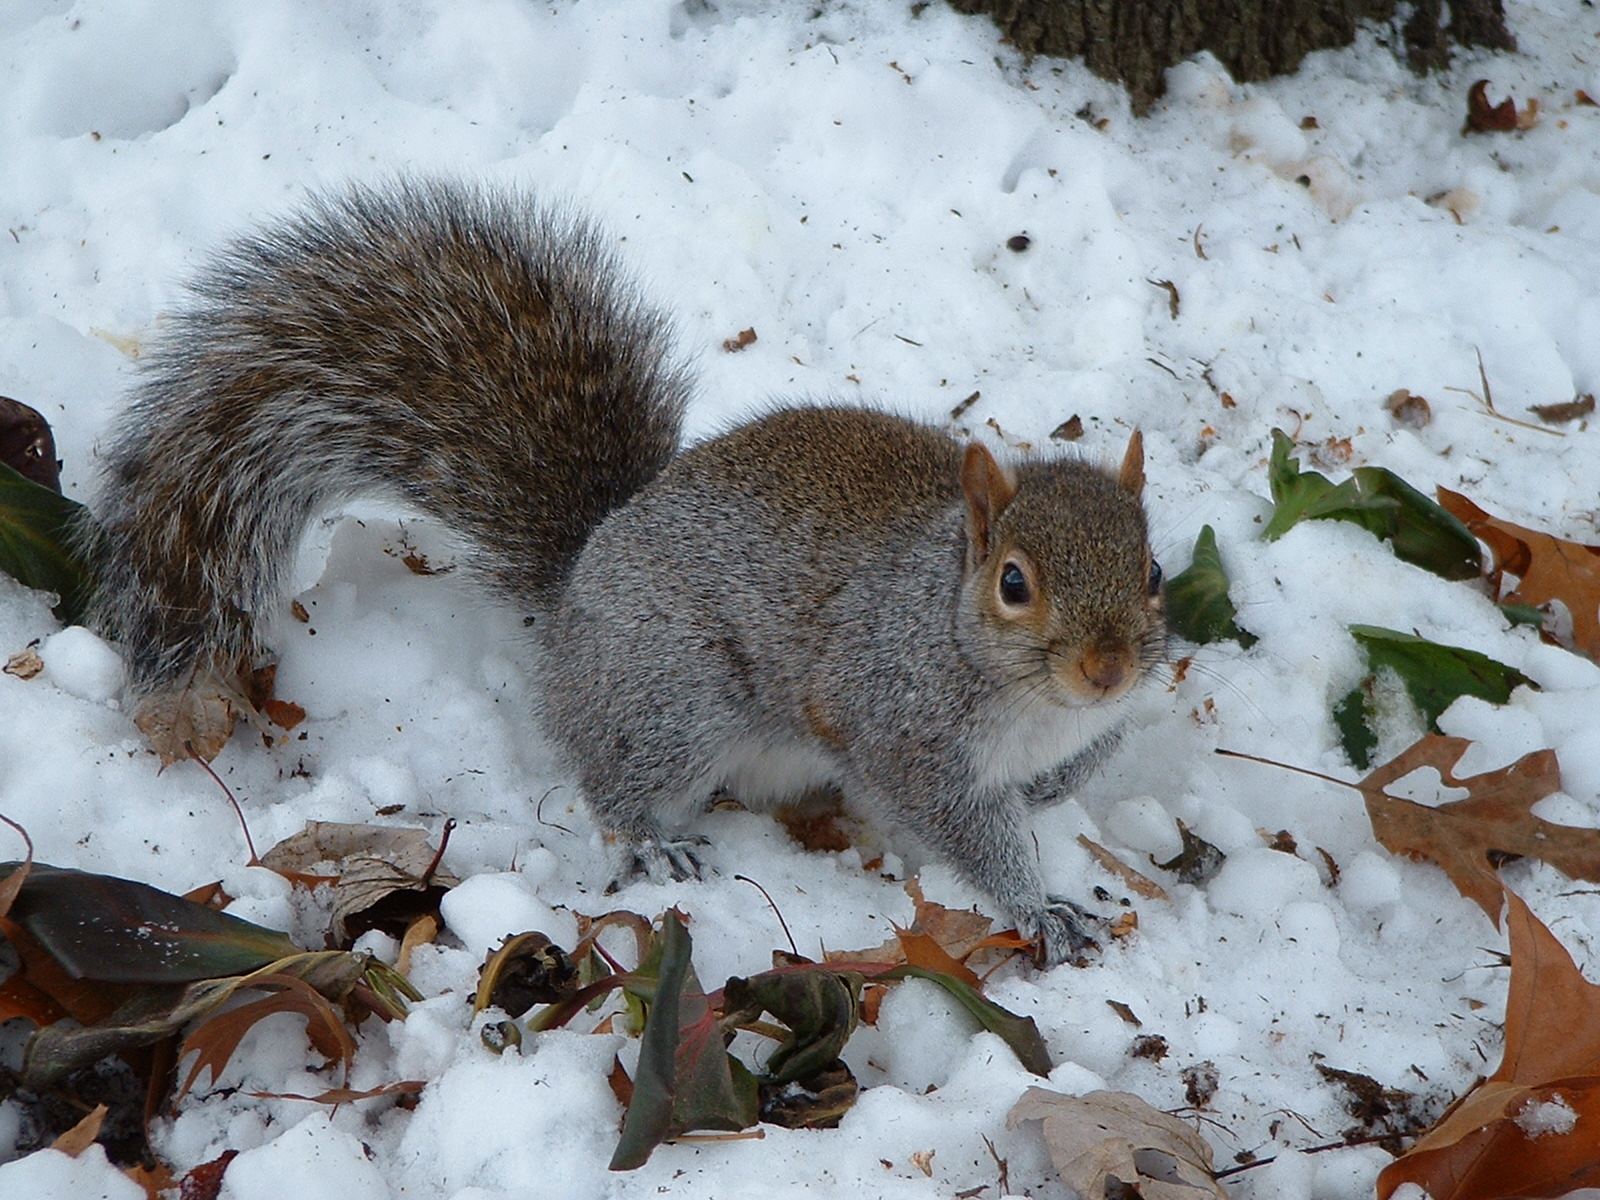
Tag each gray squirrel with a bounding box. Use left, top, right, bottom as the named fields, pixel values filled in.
left=80, top=180, right=1167, bottom=965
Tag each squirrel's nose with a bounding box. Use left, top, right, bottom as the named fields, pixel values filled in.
left=1078, top=637, right=1133, bottom=694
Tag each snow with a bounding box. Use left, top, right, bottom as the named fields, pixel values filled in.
left=2, top=1, right=1599, bottom=1197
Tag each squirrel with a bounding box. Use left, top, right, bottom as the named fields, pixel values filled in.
left=80, top=180, right=1167, bottom=966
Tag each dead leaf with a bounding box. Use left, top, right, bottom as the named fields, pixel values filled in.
left=1386, top=389, right=1432, bottom=429
left=1528, top=393, right=1594, bottom=425
left=133, top=681, right=238, bottom=765
left=178, top=973, right=356, bottom=1100
left=123, top=1160, right=179, bottom=1200
left=826, top=880, right=1023, bottom=974
left=1377, top=890, right=1600, bottom=1199
left=1077, top=835, right=1170, bottom=901
left=1008, top=1087, right=1224, bottom=1199
left=259, top=820, right=460, bottom=946
left=1464, top=80, right=1532, bottom=134
left=1360, top=735, right=1600, bottom=926
left=172, top=1150, right=236, bottom=1200
left=50, top=1102, right=107, bottom=1156
left=4, top=647, right=43, bottom=679
left=1051, top=415, right=1085, bottom=441
left=909, top=1148, right=935, bottom=1177
left=722, top=328, right=757, bottom=353
left=261, top=698, right=306, bottom=731
left=1437, top=488, right=1600, bottom=662
left=0, top=396, right=61, bottom=492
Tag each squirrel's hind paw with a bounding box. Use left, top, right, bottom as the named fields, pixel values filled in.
left=604, top=834, right=710, bottom=892
left=1028, top=898, right=1104, bottom=968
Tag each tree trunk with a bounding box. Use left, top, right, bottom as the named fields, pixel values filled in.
left=944, top=0, right=1514, bottom=112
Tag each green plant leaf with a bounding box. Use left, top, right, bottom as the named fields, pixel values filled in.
left=723, top=967, right=861, bottom=1085
left=0, top=461, right=94, bottom=624
left=1349, top=625, right=1533, bottom=732
left=883, top=965, right=1052, bottom=1077
left=1163, top=525, right=1257, bottom=647
left=1334, top=684, right=1378, bottom=770
left=1261, top=432, right=1482, bottom=581
left=0, top=862, right=299, bottom=983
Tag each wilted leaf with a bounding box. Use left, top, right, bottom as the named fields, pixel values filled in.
left=882, top=965, right=1051, bottom=1077
left=1349, top=625, right=1531, bottom=734
left=259, top=820, right=460, bottom=946
left=1377, top=890, right=1600, bottom=1199
left=1437, top=488, right=1600, bottom=662
left=4, top=646, right=43, bottom=679
left=1008, top=1087, right=1224, bottom=1199
left=723, top=968, right=861, bottom=1085
left=1152, top=820, right=1226, bottom=886
left=1163, top=525, right=1256, bottom=648
left=0, top=461, right=93, bottom=624
left=1263, top=431, right=1481, bottom=580
left=178, top=973, right=356, bottom=1099
left=1078, top=836, right=1169, bottom=901
left=1464, top=79, right=1537, bottom=134
left=610, top=910, right=757, bottom=1171
left=132, top=678, right=240, bottom=765
left=1528, top=393, right=1594, bottom=425
left=1360, top=735, right=1600, bottom=925
left=473, top=931, right=578, bottom=1017
left=758, top=1060, right=859, bottom=1129
left=0, top=397, right=61, bottom=492
left=172, top=1151, right=236, bottom=1200
left=0, top=862, right=298, bottom=983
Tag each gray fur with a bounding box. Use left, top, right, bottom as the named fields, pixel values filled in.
left=86, top=183, right=1165, bottom=966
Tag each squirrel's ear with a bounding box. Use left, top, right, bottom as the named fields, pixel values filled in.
left=1117, top=429, right=1145, bottom=498
left=961, top=442, right=1016, bottom=564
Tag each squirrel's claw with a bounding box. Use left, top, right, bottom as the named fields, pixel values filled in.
left=1029, top=898, right=1104, bottom=968
left=606, top=835, right=710, bottom=892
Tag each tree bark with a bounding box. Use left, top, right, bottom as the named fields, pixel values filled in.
left=944, top=0, right=1514, bottom=112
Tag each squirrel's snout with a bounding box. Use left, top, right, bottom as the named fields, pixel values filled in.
left=1070, top=635, right=1138, bottom=699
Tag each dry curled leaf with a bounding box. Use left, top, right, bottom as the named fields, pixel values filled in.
left=259, top=821, right=459, bottom=946
left=1360, top=735, right=1600, bottom=926
left=1437, top=487, right=1600, bottom=662
left=4, top=647, right=43, bottom=680
left=1078, top=835, right=1170, bottom=901
left=1386, top=388, right=1432, bottom=429
left=1008, top=1087, right=1224, bottom=1199
left=1378, top=890, right=1600, bottom=1199
left=1464, top=80, right=1538, bottom=134
left=722, top=327, right=757, bottom=353
left=1527, top=393, right=1594, bottom=425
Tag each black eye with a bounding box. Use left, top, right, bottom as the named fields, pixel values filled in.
left=999, top=562, right=1030, bottom=605
left=1147, top=561, right=1163, bottom=595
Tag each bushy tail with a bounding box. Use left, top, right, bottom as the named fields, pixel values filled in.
left=80, top=179, right=689, bottom=726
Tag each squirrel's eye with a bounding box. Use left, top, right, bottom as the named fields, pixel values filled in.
left=999, top=562, right=1030, bottom=606
left=1147, top=561, right=1163, bottom=595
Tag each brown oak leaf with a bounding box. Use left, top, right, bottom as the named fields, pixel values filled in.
left=1438, top=487, right=1600, bottom=662
left=1360, top=735, right=1600, bottom=926
left=1378, top=889, right=1600, bottom=1199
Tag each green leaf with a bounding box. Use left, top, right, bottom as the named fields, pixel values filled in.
left=1346, top=467, right=1481, bottom=581
left=1333, top=684, right=1378, bottom=770
left=1163, top=525, right=1257, bottom=648
left=1348, top=625, right=1533, bottom=730
left=1260, top=431, right=1482, bottom=581
left=883, top=965, right=1052, bottom=1077
left=0, top=862, right=300, bottom=983
left=723, top=967, right=862, bottom=1085
left=0, top=461, right=94, bottom=624
left=1499, top=603, right=1545, bottom=630
left=1263, top=429, right=1344, bottom=540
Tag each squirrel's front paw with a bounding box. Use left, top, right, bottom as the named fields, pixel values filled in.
left=1022, top=899, right=1103, bottom=968
left=606, top=835, right=710, bottom=892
